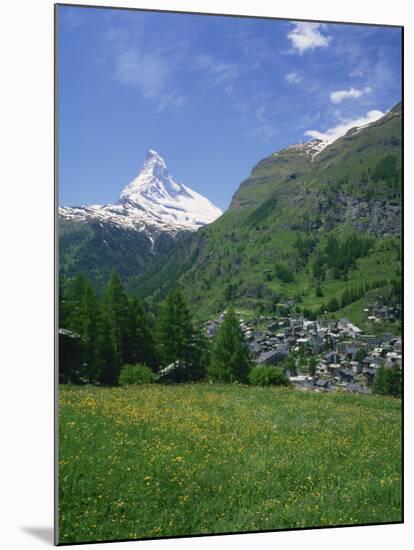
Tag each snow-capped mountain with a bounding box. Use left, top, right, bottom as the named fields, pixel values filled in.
left=59, top=149, right=222, bottom=237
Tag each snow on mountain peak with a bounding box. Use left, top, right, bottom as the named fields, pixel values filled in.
left=142, top=149, right=169, bottom=179
left=60, top=150, right=222, bottom=237
left=120, top=149, right=184, bottom=203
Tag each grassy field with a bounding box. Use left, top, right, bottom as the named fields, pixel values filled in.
left=58, top=384, right=402, bottom=543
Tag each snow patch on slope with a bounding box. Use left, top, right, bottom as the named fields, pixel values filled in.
left=285, top=138, right=330, bottom=159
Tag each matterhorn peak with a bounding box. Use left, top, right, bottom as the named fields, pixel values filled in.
left=60, top=149, right=222, bottom=236
left=146, top=148, right=166, bottom=162
left=120, top=149, right=183, bottom=203
left=143, top=149, right=169, bottom=173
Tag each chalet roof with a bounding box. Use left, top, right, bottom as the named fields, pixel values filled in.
left=314, top=378, right=330, bottom=387
left=255, top=349, right=281, bottom=363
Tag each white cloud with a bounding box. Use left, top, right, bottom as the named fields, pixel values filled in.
left=287, top=23, right=331, bottom=54
left=285, top=72, right=303, bottom=84
left=304, top=109, right=385, bottom=144
left=330, top=86, right=372, bottom=104
left=113, top=48, right=185, bottom=112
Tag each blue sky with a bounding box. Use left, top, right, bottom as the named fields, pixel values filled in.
left=58, top=6, right=402, bottom=210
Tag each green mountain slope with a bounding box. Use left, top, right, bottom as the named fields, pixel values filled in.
left=59, top=218, right=181, bottom=292
left=134, top=103, right=402, bottom=326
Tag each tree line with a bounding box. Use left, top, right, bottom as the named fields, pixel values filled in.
left=59, top=271, right=253, bottom=386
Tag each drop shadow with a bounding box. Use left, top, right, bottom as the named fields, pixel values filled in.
left=21, top=526, right=54, bottom=544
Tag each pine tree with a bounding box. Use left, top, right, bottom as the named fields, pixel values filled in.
left=61, top=274, right=102, bottom=383
left=98, top=315, right=117, bottom=385
left=79, top=281, right=102, bottom=383
left=373, top=365, right=402, bottom=397
left=372, top=367, right=388, bottom=395
left=156, top=289, right=207, bottom=382
left=209, top=308, right=252, bottom=383
left=387, top=365, right=402, bottom=397
left=104, top=271, right=132, bottom=375
left=186, top=325, right=211, bottom=381
left=157, top=289, right=190, bottom=367
left=129, top=296, right=157, bottom=370
left=64, top=272, right=89, bottom=332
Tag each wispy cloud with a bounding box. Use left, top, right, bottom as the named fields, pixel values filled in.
left=194, top=54, right=241, bottom=96
left=304, top=109, right=384, bottom=143
left=285, top=72, right=303, bottom=84
left=287, top=23, right=331, bottom=54
left=104, top=22, right=189, bottom=112
left=330, top=86, right=372, bottom=104
left=113, top=48, right=185, bottom=112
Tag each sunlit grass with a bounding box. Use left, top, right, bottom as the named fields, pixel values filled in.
left=59, top=384, right=402, bottom=543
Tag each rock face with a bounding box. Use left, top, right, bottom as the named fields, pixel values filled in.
left=324, top=193, right=401, bottom=237
left=59, top=150, right=222, bottom=288
left=229, top=103, right=402, bottom=237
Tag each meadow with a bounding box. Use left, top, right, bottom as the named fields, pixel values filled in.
left=59, top=384, right=402, bottom=543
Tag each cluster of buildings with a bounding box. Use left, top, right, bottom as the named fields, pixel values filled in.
left=364, top=302, right=401, bottom=324
left=204, top=312, right=402, bottom=395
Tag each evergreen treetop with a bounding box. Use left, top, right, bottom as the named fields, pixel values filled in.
left=209, top=307, right=252, bottom=383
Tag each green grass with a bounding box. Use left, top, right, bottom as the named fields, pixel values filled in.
left=59, top=384, right=402, bottom=543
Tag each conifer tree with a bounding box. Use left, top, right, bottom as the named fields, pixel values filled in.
left=373, top=365, right=402, bottom=397
left=209, top=308, right=252, bottom=383
left=156, top=289, right=208, bottom=381
left=64, top=272, right=89, bottom=332
left=98, top=315, right=117, bottom=386
left=186, top=325, right=211, bottom=382
left=129, top=296, right=157, bottom=370
left=61, top=273, right=102, bottom=383
left=157, top=289, right=193, bottom=367
left=372, top=366, right=388, bottom=394
left=104, top=271, right=133, bottom=373
left=79, top=281, right=102, bottom=383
